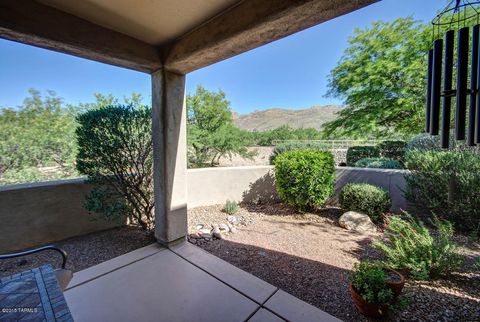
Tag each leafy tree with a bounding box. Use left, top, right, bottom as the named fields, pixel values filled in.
left=76, top=104, right=154, bottom=231
left=0, top=89, right=80, bottom=184
left=187, top=85, right=253, bottom=167
left=323, top=17, right=430, bottom=139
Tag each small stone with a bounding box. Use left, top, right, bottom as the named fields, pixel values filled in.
left=227, top=215, right=237, bottom=224
left=212, top=227, right=221, bottom=235
left=195, top=224, right=204, bottom=230
left=199, top=228, right=211, bottom=234
left=213, top=231, right=223, bottom=239
left=230, top=226, right=237, bottom=233
left=219, top=224, right=229, bottom=231
left=201, top=232, right=212, bottom=239
left=338, top=211, right=377, bottom=233
left=189, top=232, right=202, bottom=239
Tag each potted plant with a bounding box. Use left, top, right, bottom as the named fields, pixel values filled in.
left=349, top=261, right=399, bottom=318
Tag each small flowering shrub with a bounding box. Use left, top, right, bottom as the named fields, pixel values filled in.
left=373, top=213, right=462, bottom=280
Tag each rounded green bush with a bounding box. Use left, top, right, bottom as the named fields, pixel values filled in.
left=355, top=158, right=403, bottom=169
left=346, top=146, right=380, bottom=166
left=339, top=183, right=391, bottom=222
left=274, top=149, right=335, bottom=210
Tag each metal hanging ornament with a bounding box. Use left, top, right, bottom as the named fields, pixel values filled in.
left=426, top=0, right=480, bottom=148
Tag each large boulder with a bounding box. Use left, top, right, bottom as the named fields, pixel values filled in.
left=339, top=211, right=377, bottom=233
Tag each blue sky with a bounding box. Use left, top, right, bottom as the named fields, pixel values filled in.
left=0, top=0, right=441, bottom=114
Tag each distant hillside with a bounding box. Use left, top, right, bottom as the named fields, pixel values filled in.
left=233, top=105, right=342, bottom=131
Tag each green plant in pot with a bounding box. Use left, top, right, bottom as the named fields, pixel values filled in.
left=349, top=261, right=404, bottom=318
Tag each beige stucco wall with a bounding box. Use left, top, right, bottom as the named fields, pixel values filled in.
left=0, top=178, right=125, bottom=252
left=186, top=166, right=278, bottom=208
left=186, top=166, right=408, bottom=212
left=0, top=166, right=407, bottom=252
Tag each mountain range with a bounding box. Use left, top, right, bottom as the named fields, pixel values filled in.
left=233, top=105, right=342, bottom=131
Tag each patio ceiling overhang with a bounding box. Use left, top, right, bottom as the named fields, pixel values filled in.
left=0, top=0, right=379, bottom=74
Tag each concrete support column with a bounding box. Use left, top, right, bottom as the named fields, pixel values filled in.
left=152, top=69, right=188, bottom=246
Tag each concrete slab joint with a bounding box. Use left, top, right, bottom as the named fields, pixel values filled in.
left=152, top=68, right=188, bottom=246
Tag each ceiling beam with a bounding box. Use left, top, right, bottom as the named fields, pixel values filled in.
left=164, top=0, right=379, bottom=74
left=0, top=0, right=161, bottom=73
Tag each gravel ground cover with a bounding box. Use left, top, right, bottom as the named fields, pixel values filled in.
left=0, top=226, right=154, bottom=278
left=188, top=202, right=480, bottom=322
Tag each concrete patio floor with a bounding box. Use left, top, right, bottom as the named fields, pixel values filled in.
left=64, top=242, right=341, bottom=322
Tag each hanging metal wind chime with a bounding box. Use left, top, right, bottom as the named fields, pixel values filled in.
left=426, top=0, right=480, bottom=148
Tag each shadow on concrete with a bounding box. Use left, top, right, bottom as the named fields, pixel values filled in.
left=198, top=238, right=480, bottom=322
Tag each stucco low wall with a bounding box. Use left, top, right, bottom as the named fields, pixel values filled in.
left=187, top=166, right=278, bottom=208
left=0, top=179, right=125, bottom=252
left=187, top=166, right=408, bottom=212
left=0, top=166, right=407, bottom=252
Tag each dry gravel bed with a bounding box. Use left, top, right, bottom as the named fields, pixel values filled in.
left=188, top=203, right=480, bottom=322
left=0, top=226, right=155, bottom=278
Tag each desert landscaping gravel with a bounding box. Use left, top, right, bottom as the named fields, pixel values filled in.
left=188, top=202, right=480, bottom=322
left=0, top=226, right=155, bottom=278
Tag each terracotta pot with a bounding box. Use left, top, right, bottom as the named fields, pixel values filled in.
left=384, top=268, right=405, bottom=297
left=350, top=284, right=389, bottom=318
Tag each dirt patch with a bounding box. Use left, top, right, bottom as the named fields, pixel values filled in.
left=188, top=203, right=480, bottom=322
left=0, top=226, right=155, bottom=278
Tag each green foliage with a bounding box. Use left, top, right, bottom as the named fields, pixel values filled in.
left=373, top=214, right=462, bottom=279
left=250, top=125, right=322, bottom=146
left=474, top=257, right=480, bottom=271
left=323, top=17, right=429, bottom=138
left=346, top=146, right=380, bottom=166
left=355, top=158, right=403, bottom=169
left=269, top=141, right=330, bottom=164
left=76, top=104, right=154, bottom=231
left=378, top=140, right=406, bottom=163
left=339, top=183, right=391, bottom=222
left=405, top=150, right=480, bottom=234
left=0, top=89, right=80, bottom=184
left=406, top=133, right=440, bottom=152
left=349, top=261, right=394, bottom=304
left=224, top=200, right=239, bottom=215
left=274, top=150, right=335, bottom=211
left=187, top=86, right=253, bottom=167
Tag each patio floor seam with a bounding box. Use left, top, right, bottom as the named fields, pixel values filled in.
left=243, top=288, right=286, bottom=322
left=168, top=247, right=278, bottom=306
left=65, top=247, right=166, bottom=291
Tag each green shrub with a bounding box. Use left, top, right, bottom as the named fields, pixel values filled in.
left=76, top=104, right=154, bottom=231
left=373, top=213, right=462, bottom=279
left=349, top=261, right=394, bottom=304
left=355, top=158, right=403, bottom=169
left=270, top=141, right=329, bottom=164
left=274, top=149, right=335, bottom=210
left=346, top=146, right=380, bottom=166
left=339, top=183, right=391, bottom=222
left=224, top=200, right=239, bottom=215
left=406, top=133, right=439, bottom=152
left=405, top=150, right=480, bottom=234
left=378, top=140, right=406, bottom=163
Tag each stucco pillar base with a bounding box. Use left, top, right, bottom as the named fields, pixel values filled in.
left=152, top=69, right=188, bottom=245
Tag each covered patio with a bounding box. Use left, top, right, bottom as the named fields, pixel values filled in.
left=0, top=0, right=378, bottom=320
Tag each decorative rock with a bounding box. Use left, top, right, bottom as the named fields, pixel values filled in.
left=198, top=228, right=211, bottom=234
left=195, top=224, right=204, bottom=230
left=229, top=226, right=237, bottom=234
left=201, top=232, right=212, bottom=239
left=212, top=231, right=223, bottom=239
left=189, top=232, right=202, bottom=239
left=219, top=224, right=229, bottom=231
left=339, top=211, right=376, bottom=233
left=212, top=226, right=221, bottom=235
left=227, top=216, right=237, bottom=224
